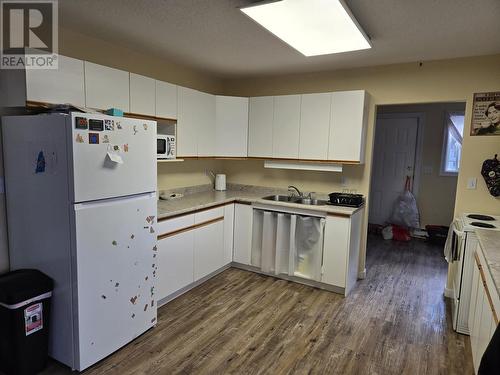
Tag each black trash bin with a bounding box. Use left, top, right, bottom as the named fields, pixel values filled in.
left=0, top=269, right=54, bottom=375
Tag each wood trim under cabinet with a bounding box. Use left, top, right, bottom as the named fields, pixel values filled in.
left=157, top=216, right=224, bottom=240
left=26, top=101, right=178, bottom=124
left=158, top=202, right=232, bottom=222
left=474, top=252, right=499, bottom=325
left=26, top=100, right=103, bottom=113
left=26, top=100, right=52, bottom=109
left=177, top=156, right=361, bottom=164
left=124, top=112, right=176, bottom=124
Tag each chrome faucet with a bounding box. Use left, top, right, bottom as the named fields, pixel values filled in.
left=288, top=185, right=303, bottom=197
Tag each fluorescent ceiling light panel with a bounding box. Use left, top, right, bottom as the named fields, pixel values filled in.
left=241, top=0, right=371, bottom=56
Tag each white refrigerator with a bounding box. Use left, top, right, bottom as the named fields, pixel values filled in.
left=2, top=112, right=158, bottom=371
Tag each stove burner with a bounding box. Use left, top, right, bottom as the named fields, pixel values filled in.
left=467, top=214, right=495, bottom=221
left=470, top=221, right=496, bottom=229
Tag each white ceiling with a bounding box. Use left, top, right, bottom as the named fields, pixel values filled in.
left=59, top=0, right=500, bottom=78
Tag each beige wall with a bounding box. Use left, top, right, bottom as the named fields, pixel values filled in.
left=377, top=102, right=466, bottom=227
left=221, top=54, right=500, bottom=275
left=221, top=160, right=363, bottom=194
left=157, top=160, right=222, bottom=191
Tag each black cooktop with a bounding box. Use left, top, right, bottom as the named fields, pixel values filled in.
left=467, top=214, right=496, bottom=221
left=470, top=221, right=497, bottom=229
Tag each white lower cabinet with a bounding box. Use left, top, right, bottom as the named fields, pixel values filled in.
left=156, top=201, right=364, bottom=304
left=322, top=209, right=363, bottom=296
left=157, top=205, right=232, bottom=303
left=469, top=247, right=499, bottom=374
left=194, top=218, right=224, bottom=281
left=223, top=204, right=235, bottom=264
left=233, top=203, right=253, bottom=265
left=157, top=230, right=194, bottom=301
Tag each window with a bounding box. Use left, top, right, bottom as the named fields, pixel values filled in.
left=441, top=111, right=464, bottom=176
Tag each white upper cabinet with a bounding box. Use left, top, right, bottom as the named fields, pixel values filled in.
left=84, top=61, right=130, bottom=111
left=272, top=95, right=301, bottom=159
left=248, top=96, right=274, bottom=158
left=215, top=96, right=249, bottom=157
left=196, top=91, right=216, bottom=157
left=155, top=80, right=177, bottom=119
left=177, top=87, right=215, bottom=157
left=26, top=55, right=85, bottom=107
left=328, top=90, right=368, bottom=163
left=299, top=93, right=331, bottom=160
left=177, top=86, right=199, bottom=156
left=129, top=73, right=155, bottom=116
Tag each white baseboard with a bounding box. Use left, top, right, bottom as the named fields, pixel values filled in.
left=358, top=268, right=366, bottom=279
left=444, top=287, right=454, bottom=299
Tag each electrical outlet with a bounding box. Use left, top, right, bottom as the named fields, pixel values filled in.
left=467, top=177, right=477, bottom=190
left=341, top=176, right=348, bottom=187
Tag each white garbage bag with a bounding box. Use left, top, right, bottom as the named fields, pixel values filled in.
left=390, top=176, right=420, bottom=229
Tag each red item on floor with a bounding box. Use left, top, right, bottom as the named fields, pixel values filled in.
left=392, top=225, right=410, bottom=241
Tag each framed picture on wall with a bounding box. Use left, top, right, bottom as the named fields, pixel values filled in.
left=470, top=92, right=500, bottom=136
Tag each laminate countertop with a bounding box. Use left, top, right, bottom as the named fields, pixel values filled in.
left=157, top=187, right=364, bottom=220
left=476, top=229, right=500, bottom=300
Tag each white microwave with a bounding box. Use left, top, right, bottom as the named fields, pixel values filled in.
left=157, top=135, right=176, bottom=159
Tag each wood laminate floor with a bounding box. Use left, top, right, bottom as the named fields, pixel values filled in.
left=44, top=235, right=473, bottom=374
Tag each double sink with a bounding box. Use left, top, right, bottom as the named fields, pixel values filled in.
left=261, top=195, right=328, bottom=206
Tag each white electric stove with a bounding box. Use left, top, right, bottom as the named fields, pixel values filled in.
left=452, top=213, right=500, bottom=334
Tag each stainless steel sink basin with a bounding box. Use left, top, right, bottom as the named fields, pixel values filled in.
left=262, top=194, right=297, bottom=202
left=262, top=195, right=327, bottom=206
left=295, top=198, right=328, bottom=206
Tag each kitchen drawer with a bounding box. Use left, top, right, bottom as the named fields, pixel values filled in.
left=194, top=206, right=224, bottom=224
left=157, top=214, right=194, bottom=236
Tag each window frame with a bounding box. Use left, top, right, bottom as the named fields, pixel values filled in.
left=440, top=111, right=464, bottom=177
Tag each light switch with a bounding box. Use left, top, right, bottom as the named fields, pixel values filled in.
left=467, top=177, right=477, bottom=190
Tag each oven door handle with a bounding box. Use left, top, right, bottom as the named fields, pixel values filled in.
left=452, top=227, right=465, bottom=262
